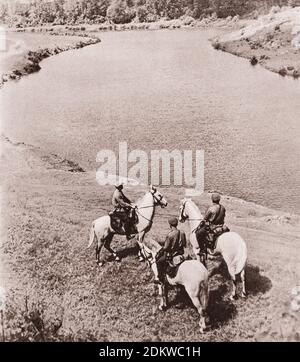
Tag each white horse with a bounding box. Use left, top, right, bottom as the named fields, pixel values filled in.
left=179, top=198, right=247, bottom=300
left=140, top=238, right=209, bottom=333
left=87, top=185, right=167, bottom=266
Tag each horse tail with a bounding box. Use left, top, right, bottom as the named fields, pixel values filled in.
left=199, top=279, right=209, bottom=310
left=87, top=222, right=96, bottom=249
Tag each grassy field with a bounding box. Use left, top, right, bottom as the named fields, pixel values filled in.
left=1, top=134, right=300, bottom=341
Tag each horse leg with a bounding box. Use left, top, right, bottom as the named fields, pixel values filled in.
left=96, top=240, right=104, bottom=266
left=240, top=269, right=247, bottom=298
left=186, top=281, right=208, bottom=333
left=191, top=234, right=201, bottom=263
left=137, top=232, right=145, bottom=262
left=195, top=251, right=201, bottom=263
left=230, top=276, right=238, bottom=301
left=158, top=283, right=167, bottom=311
left=200, top=253, right=207, bottom=268
left=190, top=294, right=207, bottom=333
left=104, top=234, right=120, bottom=262
left=151, top=260, right=160, bottom=284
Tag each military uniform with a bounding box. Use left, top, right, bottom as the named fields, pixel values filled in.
left=163, top=228, right=187, bottom=258
left=195, top=193, right=226, bottom=253
left=112, top=188, right=132, bottom=210
left=203, top=203, right=226, bottom=226
left=111, top=184, right=135, bottom=239
left=156, top=218, right=186, bottom=282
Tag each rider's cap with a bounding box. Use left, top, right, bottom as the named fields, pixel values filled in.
left=168, top=217, right=178, bottom=227
left=212, top=193, right=221, bottom=203
left=115, top=181, right=123, bottom=189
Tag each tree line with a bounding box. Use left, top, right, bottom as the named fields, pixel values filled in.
left=0, top=0, right=298, bottom=26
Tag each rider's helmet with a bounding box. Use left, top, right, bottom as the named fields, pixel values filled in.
left=115, top=181, right=124, bottom=190
left=168, top=217, right=178, bottom=227
left=212, top=193, right=221, bottom=203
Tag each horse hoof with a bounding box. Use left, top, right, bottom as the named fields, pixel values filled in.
left=114, top=256, right=121, bottom=262
left=175, top=304, right=185, bottom=310
left=229, top=295, right=237, bottom=301
left=241, top=292, right=247, bottom=299
left=158, top=305, right=167, bottom=312
left=138, top=257, right=144, bottom=262
left=97, top=261, right=104, bottom=267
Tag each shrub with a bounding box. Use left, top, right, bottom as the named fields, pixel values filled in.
left=107, top=0, right=135, bottom=24
left=279, top=67, right=287, bottom=76
left=181, top=15, right=195, bottom=26
left=212, top=40, right=221, bottom=50
left=250, top=55, right=258, bottom=65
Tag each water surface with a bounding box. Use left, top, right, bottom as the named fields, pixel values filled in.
left=1, top=29, right=299, bottom=212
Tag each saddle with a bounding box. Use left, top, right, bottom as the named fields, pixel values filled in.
left=109, top=208, right=138, bottom=234
left=206, top=224, right=230, bottom=250
left=166, top=254, right=185, bottom=278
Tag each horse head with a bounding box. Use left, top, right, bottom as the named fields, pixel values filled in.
left=179, top=198, right=189, bottom=222
left=149, top=185, right=168, bottom=208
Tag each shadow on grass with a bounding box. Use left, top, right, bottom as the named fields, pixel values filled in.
left=208, top=284, right=237, bottom=327
left=167, top=283, right=237, bottom=328
left=117, top=245, right=140, bottom=259
left=246, top=264, right=272, bottom=296
left=210, top=259, right=272, bottom=296
left=168, top=285, right=194, bottom=309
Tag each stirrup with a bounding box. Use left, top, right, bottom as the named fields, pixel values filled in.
left=207, top=247, right=216, bottom=256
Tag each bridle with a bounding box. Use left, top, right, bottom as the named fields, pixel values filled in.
left=179, top=200, right=188, bottom=222
left=136, top=191, right=166, bottom=223
left=152, top=191, right=165, bottom=207
left=140, top=243, right=157, bottom=267
left=180, top=200, right=203, bottom=232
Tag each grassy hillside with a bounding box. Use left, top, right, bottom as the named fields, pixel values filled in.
left=1, top=134, right=299, bottom=341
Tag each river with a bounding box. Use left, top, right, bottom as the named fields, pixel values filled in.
left=1, top=29, right=300, bottom=213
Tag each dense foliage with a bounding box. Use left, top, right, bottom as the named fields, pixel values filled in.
left=0, top=0, right=299, bottom=26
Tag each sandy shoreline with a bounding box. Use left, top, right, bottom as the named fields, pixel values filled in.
left=0, top=32, right=101, bottom=88
left=212, top=7, right=300, bottom=78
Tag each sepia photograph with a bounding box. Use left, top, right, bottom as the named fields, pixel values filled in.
left=0, top=0, right=299, bottom=345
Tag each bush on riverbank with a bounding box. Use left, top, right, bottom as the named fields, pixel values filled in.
left=0, top=0, right=296, bottom=28
left=212, top=6, right=300, bottom=78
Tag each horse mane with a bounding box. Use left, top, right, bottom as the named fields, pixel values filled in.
left=187, top=199, right=203, bottom=218
left=136, top=191, right=151, bottom=206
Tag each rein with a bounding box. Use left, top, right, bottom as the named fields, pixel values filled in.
left=180, top=201, right=203, bottom=233
left=135, top=193, right=164, bottom=223
left=140, top=244, right=156, bottom=266
left=136, top=208, right=154, bottom=224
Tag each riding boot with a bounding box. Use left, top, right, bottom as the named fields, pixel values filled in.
left=156, top=257, right=166, bottom=284
left=124, top=223, right=135, bottom=240
left=195, top=227, right=207, bottom=251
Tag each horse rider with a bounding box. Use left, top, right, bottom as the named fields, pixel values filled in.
left=112, top=182, right=136, bottom=240
left=156, top=217, right=187, bottom=283
left=195, top=192, right=226, bottom=254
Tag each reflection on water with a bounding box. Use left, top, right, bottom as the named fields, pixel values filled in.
left=1, top=29, right=300, bottom=213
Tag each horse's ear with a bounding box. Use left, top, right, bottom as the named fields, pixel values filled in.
left=149, top=184, right=156, bottom=193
